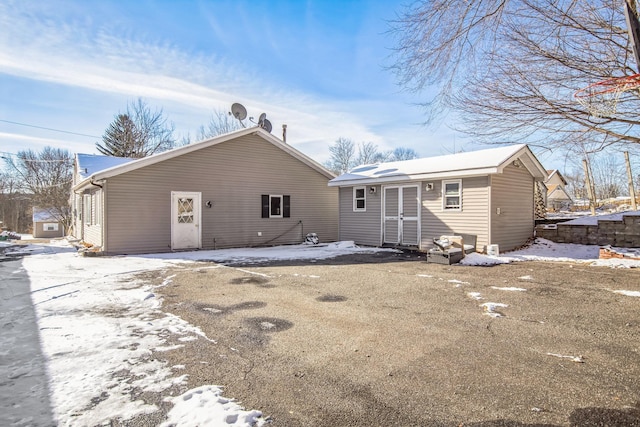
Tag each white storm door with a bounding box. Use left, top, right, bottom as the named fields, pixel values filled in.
left=383, top=187, right=400, bottom=244
left=383, top=185, right=420, bottom=246
left=400, top=185, right=420, bottom=246
left=171, top=191, right=201, bottom=250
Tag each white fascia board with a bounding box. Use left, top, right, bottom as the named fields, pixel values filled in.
left=328, top=168, right=498, bottom=187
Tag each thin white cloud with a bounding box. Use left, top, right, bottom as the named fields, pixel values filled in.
left=0, top=132, right=92, bottom=155
left=0, top=1, right=449, bottom=164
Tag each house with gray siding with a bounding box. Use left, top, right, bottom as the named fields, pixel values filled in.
left=71, top=127, right=338, bottom=255
left=32, top=207, right=65, bottom=238
left=328, top=144, right=547, bottom=253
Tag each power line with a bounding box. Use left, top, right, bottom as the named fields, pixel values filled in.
left=0, top=119, right=101, bottom=139
left=0, top=151, right=74, bottom=163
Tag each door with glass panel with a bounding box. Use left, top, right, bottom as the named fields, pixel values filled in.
left=171, top=191, right=201, bottom=250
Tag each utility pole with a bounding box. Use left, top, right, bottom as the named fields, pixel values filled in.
left=624, top=151, right=638, bottom=210
left=582, top=158, right=596, bottom=215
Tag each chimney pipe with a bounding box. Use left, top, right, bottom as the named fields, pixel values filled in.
left=282, top=124, right=287, bottom=143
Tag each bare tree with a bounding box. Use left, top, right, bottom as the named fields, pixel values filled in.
left=0, top=170, right=31, bottom=232
left=325, top=138, right=420, bottom=174
left=389, top=1, right=640, bottom=154
left=390, top=147, right=419, bottom=161
left=97, top=98, right=175, bottom=158
left=355, top=142, right=388, bottom=165
left=3, top=147, right=73, bottom=232
left=591, top=153, right=625, bottom=199
left=325, top=137, right=356, bottom=174
left=197, top=109, right=244, bottom=140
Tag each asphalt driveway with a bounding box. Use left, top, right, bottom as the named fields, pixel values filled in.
left=155, top=251, right=640, bottom=426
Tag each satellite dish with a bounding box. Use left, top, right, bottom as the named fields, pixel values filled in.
left=258, top=113, right=267, bottom=123
left=261, top=119, right=272, bottom=133
left=231, top=103, right=247, bottom=121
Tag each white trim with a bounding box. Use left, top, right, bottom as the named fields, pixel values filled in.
left=442, top=179, right=462, bottom=211
left=353, top=186, right=366, bottom=212
left=269, top=194, right=284, bottom=218
left=83, top=194, right=91, bottom=225
left=382, top=184, right=420, bottom=246
left=329, top=168, right=498, bottom=187
left=171, top=191, right=202, bottom=250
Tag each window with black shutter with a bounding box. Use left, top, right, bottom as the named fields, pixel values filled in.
left=261, top=194, right=291, bottom=218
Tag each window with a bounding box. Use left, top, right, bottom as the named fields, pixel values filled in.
left=44, top=223, right=59, bottom=232
left=443, top=180, right=462, bottom=210
left=261, top=195, right=290, bottom=218
left=83, top=194, right=92, bottom=225
left=177, top=197, right=194, bottom=223
left=353, top=187, right=366, bottom=211
left=94, top=191, right=102, bottom=226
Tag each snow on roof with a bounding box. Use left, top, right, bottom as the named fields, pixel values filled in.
left=329, top=144, right=543, bottom=186
left=32, top=207, right=62, bottom=222
left=76, top=154, right=136, bottom=179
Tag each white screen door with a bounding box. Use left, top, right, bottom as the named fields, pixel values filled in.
left=383, top=185, right=419, bottom=246
left=171, top=191, right=201, bottom=250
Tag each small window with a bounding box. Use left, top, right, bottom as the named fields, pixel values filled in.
left=83, top=194, right=92, bottom=225
left=353, top=187, right=366, bottom=211
left=443, top=180, right=462, bottom=210
left=262, top=195, right=291, bottom=218
left=43, top=223, right=59, bottom=231
left=95, top=191, right=102, bottom=226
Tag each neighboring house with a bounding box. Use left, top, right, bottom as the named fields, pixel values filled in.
left=71, top=127, right=338, bottom=255
left=544, top=169, right=573, bottom=211
left=32, top=207, right=65, bottom=238
left=328, top=144, right=548, bottom=253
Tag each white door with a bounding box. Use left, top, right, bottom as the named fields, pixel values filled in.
left=383, top=185, right=420, bottom=246
left=171, top=191, right=201, bottom=250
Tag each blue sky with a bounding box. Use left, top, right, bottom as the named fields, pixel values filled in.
left=0, top=0, right=558, bottom=168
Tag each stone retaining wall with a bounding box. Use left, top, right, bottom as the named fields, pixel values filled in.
left=535, top=214, right=640, bottom=247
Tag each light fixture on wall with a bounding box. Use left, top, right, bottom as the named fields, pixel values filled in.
left=369, top=186, right=376, bottom=194
left=205, top=201, right=212, bottom=208
left=425, top=183, right=434, bottom=191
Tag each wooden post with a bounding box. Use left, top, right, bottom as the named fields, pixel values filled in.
left=582, top=158, right=596, bottom=215
left=624, top=151, right=638, bottom=210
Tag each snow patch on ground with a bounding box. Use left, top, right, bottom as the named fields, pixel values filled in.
left=612, top=290, right=640, bottom=297
left=460, top=238, right=639, bottom=268
left=491, top=286, right=527, bottom=292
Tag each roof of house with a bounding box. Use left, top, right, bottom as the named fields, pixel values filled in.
left=329, top=144, right=547, bottom=187
left=544, top=169, right=568, bottom=185
left=547, top=184, right=573, bottom=200
left=73, top=127, right=334, bottom=191
left=33, top=207, right=62, bottom=222
left=76, top=154, right=136, bottom=180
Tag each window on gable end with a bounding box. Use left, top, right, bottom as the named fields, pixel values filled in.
left=262, top=194, right=291, bottom=218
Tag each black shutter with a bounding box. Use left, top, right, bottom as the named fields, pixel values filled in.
left=261, top=195, right=269, bottom=218
left=283, top=195, right=290, bottom=218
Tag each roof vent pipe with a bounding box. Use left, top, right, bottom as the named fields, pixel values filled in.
left=282, top=124, right=287, bottom=143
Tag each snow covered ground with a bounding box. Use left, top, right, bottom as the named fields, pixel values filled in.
left=1, top=238, right=638, bottom=426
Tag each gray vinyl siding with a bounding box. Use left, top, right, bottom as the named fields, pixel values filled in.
left=490, top=164, right=535, bottom=251
left=33, top=222, right=64, bottom=238
left=420, top=177, right=490, bottom=251
left=102, top=134, right=338, bottom=254
left=338, top=185, right=382, bottom=246
left=83, top=189, right=103, bottom=247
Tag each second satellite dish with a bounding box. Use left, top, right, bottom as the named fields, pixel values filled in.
left=231, top=103, right=247, bottom=121
left=261, top=119, right=272, bottom=133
